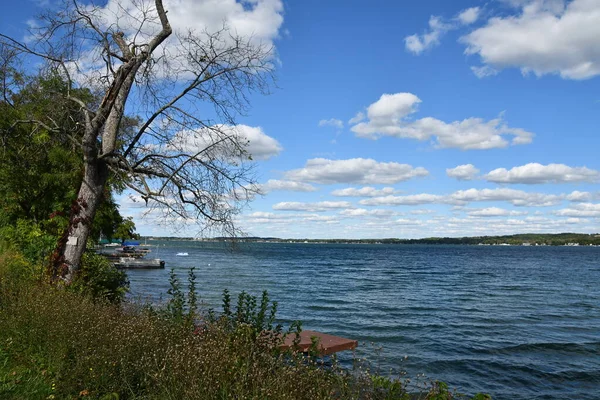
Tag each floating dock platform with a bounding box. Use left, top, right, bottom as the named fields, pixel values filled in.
left=280, top=330, right=358, bottom=355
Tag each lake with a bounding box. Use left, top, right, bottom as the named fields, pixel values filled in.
left=126, top=242, right=600, bottom=400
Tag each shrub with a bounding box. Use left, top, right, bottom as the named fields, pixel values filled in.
left=68, top=251, right=129, bottom=304
left=0, top=269, right=492, bottom=400
left=0, top=243, right=44, bottom=293
left=0, top=219, right=56, bottom=265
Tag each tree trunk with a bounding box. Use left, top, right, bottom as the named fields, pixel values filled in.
left=60, top=158, right=108, bottom=282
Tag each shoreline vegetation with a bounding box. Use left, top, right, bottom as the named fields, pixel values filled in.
left=146, top=232, right=600, bottom=247
left=0, top=248, right=493, bottom=400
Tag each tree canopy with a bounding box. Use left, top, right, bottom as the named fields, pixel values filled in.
left=0, top=0, right=274, bottom=281
left=0, top=58, right=137, bottom=259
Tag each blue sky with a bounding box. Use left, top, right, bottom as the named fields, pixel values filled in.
left=5, top=0, right=600, bottom=238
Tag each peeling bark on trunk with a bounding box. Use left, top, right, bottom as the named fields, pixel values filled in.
left=59, top=158, right=108, bottom=282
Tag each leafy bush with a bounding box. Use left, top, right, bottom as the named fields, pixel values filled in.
left=68, top=251, right=129, bottom=303
left=0, top=268, right=492, bottom=399
left=0, top=243, right=44, bottom=293
left=0, top=219, right=56, bottom=265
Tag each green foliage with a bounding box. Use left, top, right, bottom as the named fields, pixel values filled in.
left=0, top=69, right=139, bottom=255
left=0, top=246, right=43, bottom=293
left=0, top=219, right=56, bottom=266
left=426, top=381, right=454, bottom=400
left=0, top=74, right=86, bottom=226
left=0, top=270, right=494, bottom=400
left=370, top=375, right=409, bottom=400
left=68, top=252, right=129, bottom=304
left=166, top=269, right=187, bottom=323
left=92, top=201, right=139, bottom=243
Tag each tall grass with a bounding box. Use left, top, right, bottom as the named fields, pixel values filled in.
left=0, top=255, right=492, bottom=399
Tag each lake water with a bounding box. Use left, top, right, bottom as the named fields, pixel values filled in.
left=126, top=242, right=600, bottom=400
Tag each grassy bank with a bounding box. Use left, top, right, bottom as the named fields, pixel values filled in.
left=0, top=249, right=491, bottom=399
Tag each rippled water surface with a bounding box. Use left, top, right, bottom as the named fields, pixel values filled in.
left=126, top=242, right=600, bottom=400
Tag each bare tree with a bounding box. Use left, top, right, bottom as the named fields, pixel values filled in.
left=0, top=0, right=274, bottom=282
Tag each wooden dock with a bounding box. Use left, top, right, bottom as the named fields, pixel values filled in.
left=279, top=330, right=358, bottom=355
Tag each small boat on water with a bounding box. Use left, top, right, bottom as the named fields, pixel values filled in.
left=98, top=245, right=151, bottom=260
left=114, top=257, right=165, bottom=269
left=176, top=252, right=189, bottom=256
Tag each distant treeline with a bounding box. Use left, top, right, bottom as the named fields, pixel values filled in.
left=145, top=233, right=600, bottom=246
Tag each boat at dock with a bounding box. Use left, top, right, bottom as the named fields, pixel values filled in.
left=97, top=245, right=151, bottom=260
left=114, top=257, right=165, bottom=269
left=96, top=241, right=165, bottom=269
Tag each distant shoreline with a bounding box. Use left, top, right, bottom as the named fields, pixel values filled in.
left=141, top=232, right=600, bottom=247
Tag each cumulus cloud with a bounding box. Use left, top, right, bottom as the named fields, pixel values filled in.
left=411, top=209, right=436, bottom=215
left=272, top=201, right=353, bottom=212
left=350, top=93, right=534, bottom=150
left=457, top=7, right=481, bottom=25
left=348, top=112, right=365, bottom=124
left=360, top=194, right=445, bottom=206
left=318, top=118, right=344, bottom=129
left=98, top=0, right=284, bottom=49
left=284, top=158, right=429, bottom=185
left=405, top=7, right=480, bottom=54
left=396, top=218, right=424, bottom=225
left=484, top=163, right=600, bottom=184
left=167, top=124, right=282, bottom=161
left=467, top=207, right=528, bottom=217
left=259, top=180, right=318, bottom=193
left=462, top=0, right=600, bottom=79
left=554, top=203, right=600, bottom=218
left=566, top=191, right=595, bottom=202
left=242, top=212, right=339, bottom=225
left=446, top=164, right=480, bottom=180
left=331, top=187, right=397, bottom=197
left=65, top=0, right=284, bottom=86
left=404, top=16, right=452, bottom=54
left=451, top=188, right=562, bottom=207
left=339, top=208, right=399, bottom=218
left=360, top=188, right=563, bottom=207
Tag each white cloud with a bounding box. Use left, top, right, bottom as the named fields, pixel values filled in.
left=331, top=187, right=397, bottom=197
left=238, top=126, right=284, bottom=160
left=272, top=201, right=353, bottom=212
left=411, top=209, right=436, bottom=215
left=242, top=212, right=339, bottom=225
left=360, top=194, right=445, bottom=206
left=66, top=0, right=284, bottom=87
left=360, top=188, right=563, bottom=207
left=318, top=118, right=344, bottom=129
left=405, top=7, right=480, bottom=54
left=554, top=203, right=600, bottom=217
left=451, top=188, right=563, bottom=207
left=351, top=93, right=534, bottom=150
left=259, top=180, right=318, bottom=193
left=167, top=124, right=282, bottom=161
left=471, top=65, right=499, bottom=78
left=396, top=218, right=424, bottom=225
left=566, top=191, right=594, bottom=202
left=484, top=163, right=600, bottom=184
left=457, top=7, right=481, bottom=25
left=405, top=16, right=452, bottom=54
left=284, top=158, right=429, bottom=185
left=348, top=112, right=365, bottom=124
left=339, top=208, right=399, bottom=218
left=462, top=0, right=600, bottom=79
left=467, top=207, right=528, bottom=217
left=99, top=0, right=284, bottom=49
left=446, top=164, right=480, bottom=180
